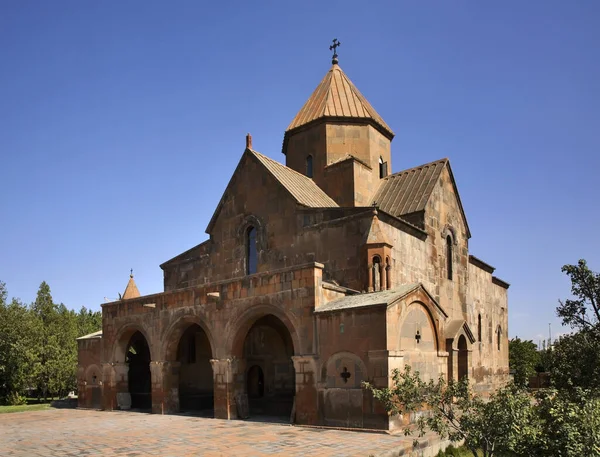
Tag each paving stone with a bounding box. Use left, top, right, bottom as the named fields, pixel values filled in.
left=0, top=409, right=422, bottom=456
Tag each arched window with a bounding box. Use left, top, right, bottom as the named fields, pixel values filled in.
left=246, top=226, right=257, bottom=275
left=379, top=156, right=388, bottom=178
left=372, top=256, right=381, bottom=291
left=306, top=155, right=313, bottom=178
left=446, top=235, right=453, bottom=280
left=497, top=326, right=502, bottom=351
left=477, top=314, right=482, bottom=342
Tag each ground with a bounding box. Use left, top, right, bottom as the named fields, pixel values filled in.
left=0, top=409, right=438, bottom=456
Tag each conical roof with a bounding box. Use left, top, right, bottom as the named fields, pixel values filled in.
left=122, top=273, right=140, bottom=300
left=286, top=64, right=394, bottom=138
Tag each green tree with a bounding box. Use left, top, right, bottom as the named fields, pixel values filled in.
left=363, top=366, right=537, bottom=457
left=530, top=388, right=600, bottom=456
left=509, top=337, right=540, bottom=387
left=547, top=329, right=600, bottom=392
left=76, top=306, right=102, bottom=337
left=557, top=259, right=600, bottom=333
left=0, top=282, right=41, bottom=404
left=31, top=281, right=59, bottom=400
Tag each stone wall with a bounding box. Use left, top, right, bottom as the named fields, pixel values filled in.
left=77, top=336, right=103, bottom=409
left=467, top=260, right=510, bottom=394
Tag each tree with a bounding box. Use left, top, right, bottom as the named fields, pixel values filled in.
left=509, top=337, right=540, bottom=387
left=0, top=283, right=41, bottom=404
left=546, top=330, right=600, bottom=392
left=530, top=388, right=600, bottom=457
left=557, top=259, right=600, bottom=333
left=363, top=366, right=537, bottom=457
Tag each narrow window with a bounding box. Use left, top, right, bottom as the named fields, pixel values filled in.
left=247, top=226, right=257, bottom=275
left=306, top=155, right=313, bottom=178
left=372, top=256, right=381, bottom=291
left=446, top=235, right=453, bottom=280
left=379, top=156, right=388, bottom=178
left=477, top=314, right=482, bottom=342
left=497, top=326, right=502, bottom=351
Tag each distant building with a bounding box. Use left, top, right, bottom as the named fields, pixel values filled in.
left=78, top=50, right=509, bottom=430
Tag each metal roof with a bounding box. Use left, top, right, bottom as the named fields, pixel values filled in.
left=315, top=283, right=421, bottom=313
left=286, top=64, right=394, bottom=137
left=251, top=150, right=339, bottom=208
left=372, top=158, right=448, bottom=217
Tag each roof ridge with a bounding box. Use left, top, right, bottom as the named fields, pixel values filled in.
left=250, top=149, right=317, bottom=182
left=384, top=157, right=449, bottom=180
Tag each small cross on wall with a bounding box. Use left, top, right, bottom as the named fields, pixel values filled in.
left=340, top=366, right=351, bottom=384
left=415, top=330, right=421, bottom=344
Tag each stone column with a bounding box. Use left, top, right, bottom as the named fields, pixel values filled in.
left=102, top=362, right=128, bottom=411
left=291, top=355, right=319, bottom=425
left=367, top=264, right=373, bottom=292
left=150, top=360, right=180, bottom=414
left=385, top=265, right=391, bottom=290
left=381, top=264, right=387, bottom=291
left=210, top=358, right=246, bottom=420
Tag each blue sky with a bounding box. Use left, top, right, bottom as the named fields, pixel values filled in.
left=1, top=1, right=598, bottom=343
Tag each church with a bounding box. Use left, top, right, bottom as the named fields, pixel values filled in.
left=77, top=45, right=509, bottom=431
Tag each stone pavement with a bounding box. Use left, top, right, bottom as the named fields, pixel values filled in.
left=0, top=409, right=431, bottom=457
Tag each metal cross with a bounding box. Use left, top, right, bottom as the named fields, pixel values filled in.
left=130, top=268, right=133, bottom=277
left=340, top=366, right=351, bottom=383
left=330, top=38, right=341, bottom=64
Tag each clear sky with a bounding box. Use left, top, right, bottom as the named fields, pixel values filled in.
left=1, top=1, right=598, bottom=343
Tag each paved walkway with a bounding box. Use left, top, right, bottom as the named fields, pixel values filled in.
left=0, top=408, right=422, bottom=457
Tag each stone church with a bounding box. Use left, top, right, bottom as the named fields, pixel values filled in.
left=78, top=50, right=509, bottom=430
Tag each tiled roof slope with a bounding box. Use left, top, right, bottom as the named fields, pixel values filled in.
left=122, top=275, right=140, bottom=300
left=251, top=150, right=338, bottom=208
left=286, top=64, right=394, bottom=137
left=315, top=284, right=421, bottom=313
left=371, top=158, right=448, bottom=217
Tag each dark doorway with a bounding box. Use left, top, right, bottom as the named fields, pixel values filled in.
left=177, top=324, right=214, bottom=415
left=457, top=335, right=468, bottom=381
left=126, top=331, right=151, bottom=410
left=243, top=315, right=295, bottom=419
left=247, top=365, right=264, bottom=398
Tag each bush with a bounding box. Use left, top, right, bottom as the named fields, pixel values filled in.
left=4, top=391, right=27, bottom=406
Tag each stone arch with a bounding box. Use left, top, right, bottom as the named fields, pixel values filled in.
left=162, top=315, right=215, bottom=362
left=228, top=305, right=301, bottom=358
left=323, top=351, right=367, bottom=389
left=228, top=306, right=299, bottom=418
left=163, top=316, right=215, bottom=413
left=112, top=323, right=154, bottom=363
left=441, top=224, right=457, bottom=245
left=84, top=364, right=102, bottom=385
left=236, top=214, right=267, bottom=252
left=398, top=301, right=439, bottom=352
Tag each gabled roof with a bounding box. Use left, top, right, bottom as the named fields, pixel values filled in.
left=285, top=64, right=394, bottom=138
left=252, top=150, right=339, bottom=207
left=364, top=214, right=391, bottom=246
left=206, top=149, right=338, bottom=233
left=315, top=283, right=447, bottom=318
left=122, top=275, right=140, bottom=300
left=371, top=158, right=471, bottom=238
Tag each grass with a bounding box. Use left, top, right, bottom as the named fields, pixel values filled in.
left=0, top=403, right=51, bottom=414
